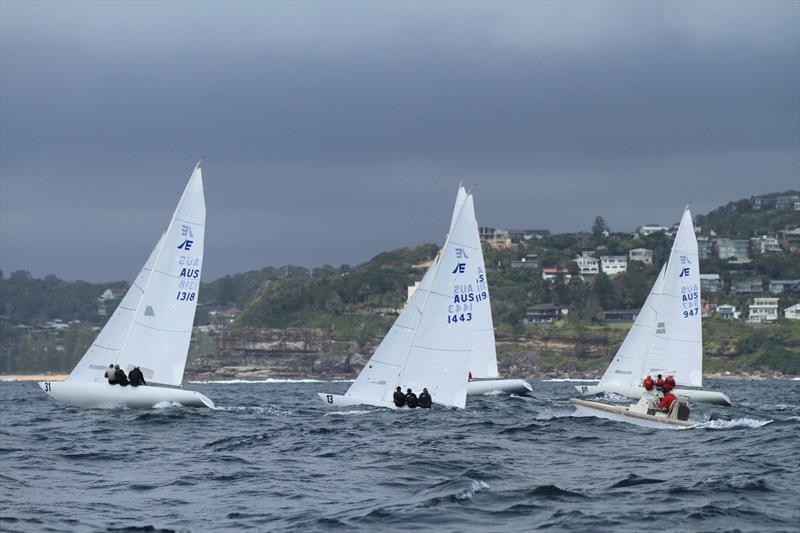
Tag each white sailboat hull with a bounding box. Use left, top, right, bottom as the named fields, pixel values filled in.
left=467, top=379, right=532, bottom=396
left=570, top=398, right=696, bottom=429
left=318, top=393, right=396, bottom=409
left=39, top=381, right=214, bottom=409
left=574, top=384, right=731, bottom=406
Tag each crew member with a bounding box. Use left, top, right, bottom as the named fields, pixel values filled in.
left=468, top=371, right=473, bottom=382
left=393, top=386, right=406, bottom=407
left=418, top=388, right=432, bottom=409
left=655, top=374, right=664, bottom=392
left=129, top=367, right=146, bottom=387
left=105, top=363, right=118, bottom=385
left=114, top=364, right=130, bottom=386
left=664, top=375, right=676, bottom=392
left=658, top=391, right=677, bottom=412
left=643, top=376, right=654, bottom=391
left=405, top=388, right=418, bottom=408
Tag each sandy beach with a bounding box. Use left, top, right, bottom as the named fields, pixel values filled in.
left=0, top=374, right=68, bottom=382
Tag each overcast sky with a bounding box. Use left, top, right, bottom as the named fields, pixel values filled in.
left=1, top=1, right=798, bottom=281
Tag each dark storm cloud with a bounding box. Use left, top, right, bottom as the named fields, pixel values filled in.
left=1, top=1, right=798, bottom=280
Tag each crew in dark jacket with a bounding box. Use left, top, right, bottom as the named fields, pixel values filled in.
left=129, top=367, right=146, bottom=387
left=105, top=363, right=118, bottom=385
left=393, top=386, right=406, bottom=407
left=418, top=388, right=432, bottom=409
left=114, top=365, right=129, bottom=386
left=405, top=388, right=418, bottom=408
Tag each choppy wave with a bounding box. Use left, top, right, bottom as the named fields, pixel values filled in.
left=1, top=378, right=797, bottom=532
left=540, top=378, right=598, bottom=383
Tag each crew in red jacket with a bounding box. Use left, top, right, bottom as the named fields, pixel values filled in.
left=643, top=376, right=655, bottom=391
left=655, top=374, right=664, bottom=391
left=659, top=392, right=677, bottom=411
left=664, top=375, right=676, bottom=391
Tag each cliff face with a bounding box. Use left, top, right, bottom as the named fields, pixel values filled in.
left=186, top=328, right=618, bottom=380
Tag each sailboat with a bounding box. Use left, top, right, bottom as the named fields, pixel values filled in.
left=317, top=189, right=484, bottom=408
left=455, top=186, right=532, bottom=396
left=39, top=164, right=214, bottom=409
left=571, top=207, right=730, bottom=426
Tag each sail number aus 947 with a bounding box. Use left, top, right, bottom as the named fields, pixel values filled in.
left=447, top=313, right=472, bottom=323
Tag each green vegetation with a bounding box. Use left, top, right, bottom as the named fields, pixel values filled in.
left=1, top=191, right=798, bottom=375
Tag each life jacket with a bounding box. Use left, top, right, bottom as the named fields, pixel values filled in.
left=643, top=377, right=654, bottom=391
left=659, top=393, right=677, bottom=411
left=664, top=375, right=676, bottom=389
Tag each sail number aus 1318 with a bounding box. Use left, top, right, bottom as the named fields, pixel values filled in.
left=176, top=291, right=196, bottom=301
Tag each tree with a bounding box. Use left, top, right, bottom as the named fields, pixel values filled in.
left=592, top=272, right=617, bottom=309
left=592, top=216, right=609, bottom=237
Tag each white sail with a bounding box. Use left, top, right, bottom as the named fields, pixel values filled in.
left=466, top=192, right=499, bottom=378
left=67, top=235, right=164, bottom=383
left=448, top=183, right=467, bottom=232
left=598, top=265, right=666, bottom=388
left=643, top=208, right=703, bottom=387
left=67, top=165, right=205, bottom=387
left=344, top=193, right=477, bottom=408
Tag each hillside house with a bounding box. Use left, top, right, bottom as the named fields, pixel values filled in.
left=542, top=268, right=572, bottom=282
left=574, top=252, right=599, bottom=275
left=784, top=303, right=800, bottom=320
left=748, top=298, right=779, bottom=323
left=715, top=304, right=739, bottom=320
left=769, top=279, right=800, bottom=294
left=479, top=227, right=513, bottom=250
left=751, top=235, right=782, bottom=255
left=715, top=238, right=750, bottom=262
left=523, top=304, right=563, bottom=325
left=511, top=254, right=541, bottom=269
left=600, top=255, right=627, bottom=276
left=628, top=248, right=653, bottom=265
left=778, top=228, right=800, bottom=253
left=699, top=273, right=722, bottom=293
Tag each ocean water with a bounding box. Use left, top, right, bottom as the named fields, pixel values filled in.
left=1, top=379, right=798, bottom=532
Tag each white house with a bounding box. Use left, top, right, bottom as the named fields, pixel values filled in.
left=637, top=225, right=669, bottom=236
left=748, top=298, right=779, bottom=323
left=628, top=248, right=653, bottom=265
left=600, top=255, right=627, bottom=276
left=574, top=252, right=599, bottom=275
left=699, top=273, right=723, bottom=293
left=784, top=303, right=800, bottom=320
left=715, top=304, right=739, bottom=320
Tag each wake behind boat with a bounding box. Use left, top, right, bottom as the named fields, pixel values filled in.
left=573, top=207, right=730, bottom=407
left=40, top=163, right=214, bottom=409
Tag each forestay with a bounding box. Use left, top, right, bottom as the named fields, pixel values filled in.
left=344, top=193, right=477, bottom=408
left=67, top=165, right=205, bottom=387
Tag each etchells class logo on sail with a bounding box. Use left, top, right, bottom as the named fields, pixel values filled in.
left=176, top=224, right=201, bottom=303
left=448, top=247, right=475, bottom=324
left=678, top=254, right=699, bottom=318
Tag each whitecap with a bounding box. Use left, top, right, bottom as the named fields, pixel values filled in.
left=456, top=480, right=490, bottom=500
left=695, top=417, right=772, bottom=430
left=153, top=401, right=183, bottom=409
left=324, top=410, right=372, bottom=417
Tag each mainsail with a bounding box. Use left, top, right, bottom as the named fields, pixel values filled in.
left=344, top=191, right=479, bottom=408
left=67, top=165, right=205, bottom=386
left=643, top=208, right=703, bottom=387
left=597, top=207, right=702, bottom=389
